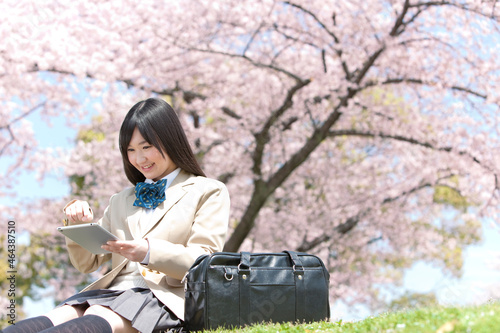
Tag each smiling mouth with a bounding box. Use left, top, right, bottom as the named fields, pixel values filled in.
left=141, top=163, right=154, bottom=170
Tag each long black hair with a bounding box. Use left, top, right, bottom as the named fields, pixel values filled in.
left=119, top=98, right=205, bottom=184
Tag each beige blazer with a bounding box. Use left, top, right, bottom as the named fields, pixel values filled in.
left=65, top=170, right=230, bottom=320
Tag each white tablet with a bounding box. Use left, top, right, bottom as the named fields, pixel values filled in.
left=57, top=223, right=119, bottom=254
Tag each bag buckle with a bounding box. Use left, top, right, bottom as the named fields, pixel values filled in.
left=293, top=264, right=305, bottom=280
left=224, top=267, right=234, bottom=281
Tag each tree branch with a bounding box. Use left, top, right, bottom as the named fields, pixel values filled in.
left=328, top=129, right=482, bottom=165
left=272, top=22, right=351, bottom=78
left=0, top=126, right=15, bottom=157
left=379, top=77, right=488, bottom=99
left=266, top=105, right=344, bottom=192
left=1, top=102, right=46, bottom=157
left=409, top=1, right=499, bottom=20
left=243, top=22, right=265, bottom=56
left=185, top=46, right=305, bottom=82
left=221, top=106, right=242, bottom=120
left=295, top=173, right=459, bottom=253
left=390, top=0, right=411, bottom=36
left=251, top=78, right=311, bottom=176
left=277, top=2, right=353, bottom=79
left=296, top=208, right=372, bottom=252
left=224, top=83, right=362, bottom=251
left=354, top=46, right=386, bottom=85
left=283, top=1, right=340, bottom=43
left=0, top=101, right=47, bottom=130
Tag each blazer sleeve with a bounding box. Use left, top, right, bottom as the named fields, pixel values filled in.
left=145, top=180, right=230, bottom=280
left=65, top=196, right=114, bottom=273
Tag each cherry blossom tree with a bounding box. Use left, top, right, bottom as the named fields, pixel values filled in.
left=1, top=0, right=500, bottom=314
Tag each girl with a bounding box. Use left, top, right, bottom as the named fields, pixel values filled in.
left=4, top=98, right=230, bottom=333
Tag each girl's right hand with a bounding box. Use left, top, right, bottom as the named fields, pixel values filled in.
left=64, top=200, right=94, bottom=224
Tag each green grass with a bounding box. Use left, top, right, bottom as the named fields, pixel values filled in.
left=204, top=301, right=500, bottom=332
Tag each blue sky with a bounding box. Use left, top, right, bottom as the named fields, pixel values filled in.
left=1, top=116, right=72, bottom=207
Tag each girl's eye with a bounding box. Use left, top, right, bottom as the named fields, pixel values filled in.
left=143, top=145, right=151, bottom=150
left=127, top=148, right=134, bottom=152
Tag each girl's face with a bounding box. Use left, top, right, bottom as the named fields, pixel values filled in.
left=127, top=127, right=177, bottom=181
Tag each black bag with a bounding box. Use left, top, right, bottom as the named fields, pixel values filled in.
left=184, top=251, right=330, bottom=331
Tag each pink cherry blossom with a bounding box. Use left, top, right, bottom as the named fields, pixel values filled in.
left=1, top=0, right=499, bottom=314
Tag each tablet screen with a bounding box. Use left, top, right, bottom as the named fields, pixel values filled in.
left=57, top=223, right=119, bottom=254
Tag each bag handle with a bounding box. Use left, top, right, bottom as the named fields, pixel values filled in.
left=284, top=251, right=306, bottom=319
left=238, top=252, right=251, bottom=325
left=238, top=252, right=251, bottom=274
left=283, top=250, right=305, bottom=274
left=237, top=251, right=304, bottom=273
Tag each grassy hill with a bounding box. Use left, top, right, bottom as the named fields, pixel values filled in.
left=205, top=301, right=500, bottom=332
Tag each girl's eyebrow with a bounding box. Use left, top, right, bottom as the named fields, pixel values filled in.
left=128, top=140, right=149, bottom=147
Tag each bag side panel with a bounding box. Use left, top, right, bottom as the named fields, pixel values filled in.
left=184, top=254, right=211, bottom=332
left=205, top=265, right=240, bottom=330
left=300, top=254, right=331, bottom=322
left=303, top=267, right=330, bottom=321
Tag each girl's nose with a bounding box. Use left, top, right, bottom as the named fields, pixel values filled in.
left=136, top=152, right=147, bottom=164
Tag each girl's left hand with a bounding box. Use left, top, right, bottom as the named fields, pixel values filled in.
left=102, top=239, right=149, bottom=262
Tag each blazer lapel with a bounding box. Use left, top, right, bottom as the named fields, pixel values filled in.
left=140, top=170, right=194, bottom=238
left=126, top=194, right=143, bottom=239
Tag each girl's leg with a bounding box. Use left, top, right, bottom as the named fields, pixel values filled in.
left=2, top=316, right=54, bottom=333
left=44, top=304, right=85, bottom=326
left=2, top=305, right=84, bottom=333
left=38, top=305, right=137, bottom=333
left=37, top=315, right=112, bottom=333
left=84, top=305, right=138, bottom=333
left=3, top=304, right=138, bottom=333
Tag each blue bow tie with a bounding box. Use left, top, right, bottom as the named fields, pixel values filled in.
left=133, top=179, right=167, bottom=209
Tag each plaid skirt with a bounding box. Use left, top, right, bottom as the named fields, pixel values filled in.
left=60, top=288, right=182, bottom=333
